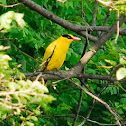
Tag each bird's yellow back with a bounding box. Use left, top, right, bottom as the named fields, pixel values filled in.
left=41, top=34, right=81, bottom=71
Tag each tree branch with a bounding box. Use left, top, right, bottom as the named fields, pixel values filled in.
left=18, top=1, right=126, bottom=83
left=103, top=8, right=111, bottom=26
left=18, top=0, right=98, bottom=42
left=0, top=3, right=21, bottom=8
left=80, top=14, right=126, bottom=65
left=25, top=71, right=126, bottom=87
left=79, top=83, right=109, bottom=125
left=13, top=2, right=126, bottom=124
left=54, top=114, right=120, bottom=125
left=67, top=79, right=121, bottom=126
left=72, top=81, right=83, bottom=126
left=109, top=64, right=123, bottom=77
left=81, top=0, right=86, bottom=25
left=18, top=0, right=126, bottom=45
left=91, top=1, right=98, bottom=26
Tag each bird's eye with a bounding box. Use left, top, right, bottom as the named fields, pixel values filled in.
left=62, top=34, right=73, bottom=39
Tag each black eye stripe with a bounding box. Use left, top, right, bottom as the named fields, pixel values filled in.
left=62, top=34, right=73, bottom=39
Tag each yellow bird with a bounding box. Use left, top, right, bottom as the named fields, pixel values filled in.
left=41, top=34, right=81, bottom=71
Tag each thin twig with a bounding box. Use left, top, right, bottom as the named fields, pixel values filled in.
left=67, top=78, right=121, bottom=126
left=91, top=1, right=102, bottom=37
left=79, top=83, right=109, bottom=126
left=72, top=81, right=83, bottom=126
left=0, top=3, right=21, bottom=8
left=54, top=114, right=120, bottom=125
left=8, top=40, right=41, bottom=63
left=103, top=8, right=111, bottom=26
left=81, top=0, right=86, bottom=25
left=89, top=80, right=114, bottom=85
left=109, top=64, right=122, bottom=77
left=79, top=66, right=122, bottom=125
left=80, top=0, right=90, bottom=58
left=100, top=8, right=111, bottom=37
left=91, top=1, right=98, bottom=26
left=115, top=10, right=120, bottom=44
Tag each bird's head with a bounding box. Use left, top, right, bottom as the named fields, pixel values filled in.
left=61, top=34, right=81, bottom=43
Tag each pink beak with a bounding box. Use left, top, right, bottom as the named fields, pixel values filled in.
left=72, top=36, right=81, bottom=41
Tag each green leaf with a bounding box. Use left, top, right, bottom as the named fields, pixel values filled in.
left=20, top=116, right=26, bottom=121
left=105, top=59, right=117, bottom=66
left=70, top=53, right=79, bottom=65
left=116, top=67, right=126, bottom=80
left=120, top=98, right=126, bottom=105
left=25, top=121, right=34, bottom=126
left=103, top=85, right=119, bottom=95
left=33, top=110, right=41, bottom=115
left=71, top=41, right=83, bottom=55
left=65, top=48, right=73, bottom=61
left=121, top=48, right=126, bottom=54
left=0, top=0, right=6, bottom=4
left=120, top=57, right=126, bottom=65
left=27, top=116, right=38, bottom=122
left=120, top=94, right=126, bottom=98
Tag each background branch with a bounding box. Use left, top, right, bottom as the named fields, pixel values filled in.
left=18, top=0, right=126, bottom=83
left=18, top=0, right=126, bottom=45
left=72, top=81, right=83, bottom=126
left=25, top=71, right=126, bottom=82
left=0, top=3, right=21, bottom=8
left=54, top=114, right=120, bottom=125
left=80, top=14, right=126, bottom=64
left=67, top=79, right=121, bottom=126
left=91, top=1, right=98, bottom=26
left=1, top=0, right=126, bottom=125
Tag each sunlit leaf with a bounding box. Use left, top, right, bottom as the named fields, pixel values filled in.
left=116, top=67, right=126, bottom=80
left=120, top=57, right=126, bottom=65
left=27, top=116, right=38, bottom=121
left=0, top=11, right=26, bottom=32
left=105, top=59, right=117, bottom=66
left=98, top=65, right=113, bottom=68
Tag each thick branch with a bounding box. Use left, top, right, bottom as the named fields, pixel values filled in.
left=80, top=14, right=126, bottom=65
left=18, top=0, right=126, bottom=82
left=18, top=0, right=126, bottom=45
left=18, top=0, right=97, bottom=42
left=25, top=71, right=126, bottom=83
left=68, top=79, right=121, bottom=126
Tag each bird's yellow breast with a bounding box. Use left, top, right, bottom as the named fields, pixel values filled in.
left=45, top=41, right=70, bottom=71
left=41, top=34, right=81, bottom=71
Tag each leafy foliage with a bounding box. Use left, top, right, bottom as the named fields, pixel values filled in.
left=0, top=44, right=55, bottom=126
left=0, top=11, right=54, bottom=126
left=0, top=0, right=126, bottom=126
